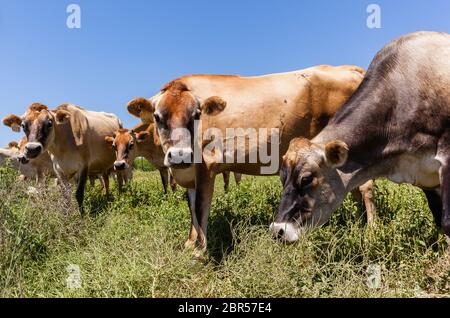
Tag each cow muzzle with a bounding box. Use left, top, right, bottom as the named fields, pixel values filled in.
left=164, top=147, right=194, bottom=168
left=18, top=154, right=30, bottom=165
left=24, top=142, right=43, bottom=159
left=269, top=222, right=301, bottom=244
left=114, top=160, right=129, bottom=171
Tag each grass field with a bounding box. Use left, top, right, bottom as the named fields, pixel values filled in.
left=0, top=165, right=449, bottom=298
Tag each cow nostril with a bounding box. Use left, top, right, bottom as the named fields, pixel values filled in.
left=277, top=229, right=285, bottom=240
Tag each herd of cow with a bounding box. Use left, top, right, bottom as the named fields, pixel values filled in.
left=1, top=31, right=450, bottom=256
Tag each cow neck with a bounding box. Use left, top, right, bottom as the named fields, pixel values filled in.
left=313, top=78, right=395, bottom=191
left=47, top=123, right=77, bottom=158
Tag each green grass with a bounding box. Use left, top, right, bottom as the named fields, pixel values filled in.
left=0, top=165, right=449, bottom=298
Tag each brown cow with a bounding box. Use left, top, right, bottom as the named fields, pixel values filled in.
left=15, top=137, right=55, bottom=183
left=3, top=103, right=124, bottom=213
left=129, top=65, right=376, bottom=254
left=105, top=124, right=177, bottom=194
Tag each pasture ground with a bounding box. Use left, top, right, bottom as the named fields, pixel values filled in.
left=0, top=165, right=449, bottom=298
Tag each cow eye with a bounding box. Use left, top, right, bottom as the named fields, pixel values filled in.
left=129, top=143, right=134, bottom=149
left=154, top=114, right=161, bottom=123
left=47, top=120, right=53, bottom=128
left=21, top=123, right=29, bottom=134
left=300, top=173, right=314, bottom=188
left=112, top=144, right=117, bottom=151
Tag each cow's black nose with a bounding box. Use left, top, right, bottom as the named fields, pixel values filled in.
left=167, top=148, right=194, bottom=166
left=114, top=161, right=126, bottom=171
left=18, top=155, right=29, bottom=165
left=25, top=144, right=42, bottom=159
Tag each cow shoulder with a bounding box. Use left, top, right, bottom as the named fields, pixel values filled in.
left=54, top=104, right=88, bottom=146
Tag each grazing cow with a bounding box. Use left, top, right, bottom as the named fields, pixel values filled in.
left=128, top=65, right=376, bottom=253
left=3, top=103, right=124, bottom=213
left=271, top=31, right=450, bottom=242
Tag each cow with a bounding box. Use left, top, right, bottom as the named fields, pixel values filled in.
left=105, top=119, right=242, bottom=194
left=2, top=103, right=125, bottom=214
left=271, top=31, right=450, bottom=243
left=105, top=123, right=177, bottom=194
left=128, top=65, right=376, bottom=254
left=14, top=137, right=55, bottom=183
left=0, top=142, right=20, bottom=170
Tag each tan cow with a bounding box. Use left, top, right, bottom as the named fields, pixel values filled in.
left=105, top=123, right=177, bottom=194
left=3, top=103, right=124, bottom=214
left=14, top=137, right=55, bottom=183
left=0, top=142, right=20, bottom=170
left=105, top=119, right=241, bottom=194
left=128, top=65, right=376, bottom=254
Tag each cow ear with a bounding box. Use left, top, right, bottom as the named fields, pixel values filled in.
left=127, top=97, right=154, bottom=119
left=105, top=136, right=115, bottom=145
left=136, top=131, right=150, bottom=143
left=324, top=140, right=349, bottom=168
left=29, top=103, right=48, bottom=112
left=8, top=141, right=18, bottom=149
left=200, top=96, right=227, bottom=116
left=55, top=110, right=71, bottom=124
left=3, top=115, right=22, bottom=132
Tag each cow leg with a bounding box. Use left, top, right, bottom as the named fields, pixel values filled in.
left=36, top=169, right=44, bottom=185
left=223, top=171, right=230, bottom=192
left=117, top=172, right=124, bottom=193
left=437, top=135, right=450, bottom=238
left=76, top=169, right=88, bottom=216
left=195, top=164, right=216, bottom=254
left=423, top=189, right=443, bottom=228
left=359, top=180, right=376, bottom=225
left=102, top=172, right=110, bottom=196
left=185, top=188, right=199, bottom=250
left=159, top=168, right=169, bottom=194
left=350, top=181, right=376, bottom=225
left=439, top=163, right=450, bottom=238
left=234, top=173, right=242, bottom=186
left=89, top=176, right=96, bottom=188
left=170, top=174, right=177, bottom=192
left=58, top=176, right=72, bottom=214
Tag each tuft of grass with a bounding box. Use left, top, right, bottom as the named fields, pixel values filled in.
left=0, top=167, right=448, bottom=298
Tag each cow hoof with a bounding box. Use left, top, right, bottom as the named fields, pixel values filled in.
left=184, top=239, right=196, bottom=250
left=193, top=247, right=207, bottom=260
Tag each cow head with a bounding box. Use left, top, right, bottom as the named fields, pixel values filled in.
left=2, top=103, right=71, bottom=159
left=270, top=138, right=349, bottom=243
left=128, top=81, right=226, bottom=168
left=105, top=128, right=149, bottom=171
left=15, top=137, right=31, bottom=164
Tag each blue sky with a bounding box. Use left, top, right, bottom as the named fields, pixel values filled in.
left=0, top=0, right=449, bottom=146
